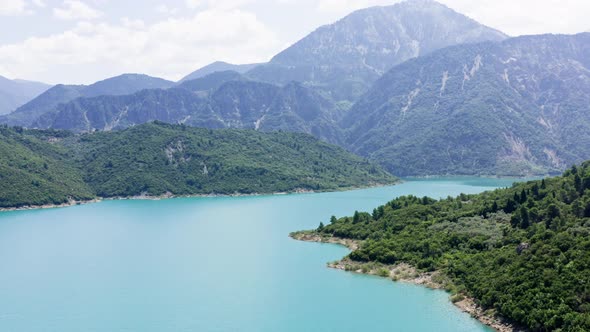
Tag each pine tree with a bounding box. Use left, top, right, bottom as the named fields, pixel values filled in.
left=520, top=207, right=530, bottom=229
left=520, top=189, right=528, bottom=203
left=353, top=211, right=360, bottom=224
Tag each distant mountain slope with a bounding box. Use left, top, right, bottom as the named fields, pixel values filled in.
left=33, top=79, right=346, bottom=144
left=248, top=0, right=507, bottom=102
left=0, top=85, right=85, bottom=127
left=0, top=76, right=50, bottom=115
left=176, top=71, right=246, bottom=95
left=83, top=74, right=174, bottom=97
left=344, top=33, right=590, bottom=176
left=0, top=122, right=396, bottom=208
left=0, top=74, right=174, bottom=127
left=180, top=61, right=261, bottom=82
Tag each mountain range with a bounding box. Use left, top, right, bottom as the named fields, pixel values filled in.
left=180, top=61, right=261, bottom=82
left=248, top=0, right=507, bottom=102
left=32, top=78, right=345, bottom=145
left=0, top=76, right=50, bottom=115
left=0, top=74, right=174, bottom=126
left=1, top=0, right=589, bottom=177
left=344, top=33, right=590, bottom=176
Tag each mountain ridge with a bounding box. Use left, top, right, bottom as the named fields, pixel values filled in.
left=181, top=61, right=261, bottom=82
left=248, top=0, right=507, bottom=102
left=0, top=73, right=174, bottom=127
left=343, top=32, right=590, bottom=176
left=0, top=75, right=51, bottom=115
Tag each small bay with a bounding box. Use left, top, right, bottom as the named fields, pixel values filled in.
left=0, top=178, right=524, bottom=331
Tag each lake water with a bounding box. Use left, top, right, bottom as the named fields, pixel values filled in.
left=0, top=178, right=524, bottom=332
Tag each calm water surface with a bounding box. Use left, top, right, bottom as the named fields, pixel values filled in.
left=0, top=178, right=525, bottom=332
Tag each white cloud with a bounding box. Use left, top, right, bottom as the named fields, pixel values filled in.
left=316, top=0, right=396, bottom=13
left=185, top=0, right=201, bottom=9
left=188, top=0, right=255, bottom=10
left=155, top=4, right=178, bottom=15
left=53, top=0, right=102, bottom=20
left=0, top=9, right=281, bottom=84
left=441, top=0, right=590, bottom=36
left=31, top=0, right=45, bottom=7
left=0, top=0, right=30, bottom=15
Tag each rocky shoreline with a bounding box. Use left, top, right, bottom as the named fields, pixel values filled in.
left=0, top=199, right=103, bottom=213
left=291, top=232, right=523, bottom=332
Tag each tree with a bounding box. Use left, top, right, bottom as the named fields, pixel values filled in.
left=519, top=206, right=530, bottom=229
left=505, top=198, right=517, bottom=213
left=575, top=174, right=583, bottom=193
left=491, top=200, right=499, bottom=213
left=548, top=204, right=561, bottom=220
left=584, top=201, right=590, bottom=218
left=520, top=189, right=528, bottom=204
left=317, top=222, right=325, bottom=231
left=353, top=211, right=360, bottom=224
left=513, top=192, right=520, bottom=204
left=532, top=183, right=540, bottom=197
left=330, top=215, right=337, bottom=224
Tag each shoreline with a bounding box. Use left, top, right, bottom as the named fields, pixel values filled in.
left=402, top=174, right=551, bottom=180
left=0, top=181, right=399, bottom=213
left=291, top=233, right=522, bottom=332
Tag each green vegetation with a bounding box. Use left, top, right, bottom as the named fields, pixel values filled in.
left=306, top=163, right=590, bottom=331
left=0, top=126, right=94, bottom=208
left=0, top=122, right=396, bottom=208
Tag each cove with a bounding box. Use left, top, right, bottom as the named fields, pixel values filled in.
left=0, top=177, right=524, bottom=332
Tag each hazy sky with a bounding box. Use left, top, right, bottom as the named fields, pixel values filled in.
left=0, top=0, right=588, bottom=84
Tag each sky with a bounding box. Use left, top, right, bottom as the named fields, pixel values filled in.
left=0, top=0, right=589, bottom=85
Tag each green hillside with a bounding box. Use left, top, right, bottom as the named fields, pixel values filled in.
left=0, top=126, right=94, bottom=208
left=0, top=122, right=397, bottom=208
left=298, top=163, right=590, bottom=331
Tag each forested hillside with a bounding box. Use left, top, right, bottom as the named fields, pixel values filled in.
left=299, top=163, right=590, bottom=331
left=0, top=122, right=396, bottom=208
left=0, top=126, right=94, bottom=208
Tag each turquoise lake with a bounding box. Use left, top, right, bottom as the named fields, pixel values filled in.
left=0, top=178, right=526, bottom=332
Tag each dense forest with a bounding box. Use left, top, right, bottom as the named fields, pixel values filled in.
left=0, top=122, right=396, bottom=208
left=304, top=163, right=590, bottom=331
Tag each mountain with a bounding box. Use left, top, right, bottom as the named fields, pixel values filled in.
left=296, top=163, right=590, bottom=331
left=82, top=73, right=174, bottom=97
left=0, top=76, right=50, bottom=115
left=0, top=74, right=174, bottom=127
left=0, top=84, right=86, bottom=127
left=32, top=79, right=346, bottom=144
left=0, top=122, right=396, bottom=208
left=181, top=61, right=262, bottom=82
left=248, top=0, right=507, bottom=102
left=343, top=33, right=590, bottom=176
left=176, top=70, right=246, bottom=95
